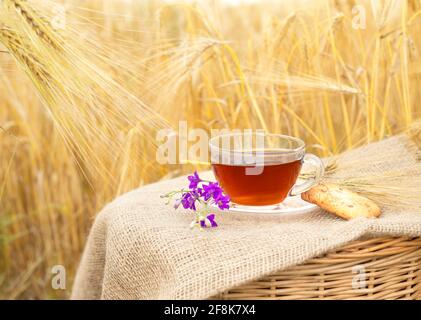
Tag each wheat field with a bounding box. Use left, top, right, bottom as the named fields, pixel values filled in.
left=0, top=0, right=420, bottom=299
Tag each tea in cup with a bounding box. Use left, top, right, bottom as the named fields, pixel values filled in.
left=209, top=132, right=324, bottom=207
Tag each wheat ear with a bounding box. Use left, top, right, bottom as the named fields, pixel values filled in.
left=4, top=0, right=62, bottom=50
left=0, top=26, right=51, bottom=84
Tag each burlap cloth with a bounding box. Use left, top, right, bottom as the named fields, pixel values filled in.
left=71, top=135, right=421, bottom=300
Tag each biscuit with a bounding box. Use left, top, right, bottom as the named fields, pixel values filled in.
left=301, top=183, right=381, bottom=220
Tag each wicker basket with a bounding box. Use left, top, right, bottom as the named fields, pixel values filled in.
left=216, top=237, right=421, bottom=300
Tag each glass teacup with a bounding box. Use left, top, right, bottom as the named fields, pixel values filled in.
left=209, top=132, right=324, bottom=208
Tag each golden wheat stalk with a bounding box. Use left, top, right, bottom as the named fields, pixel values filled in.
left=4, top=0, right=63, bottom=50
left=0, top=26, right=51, bottom=84
left=0, top=0, right=172, bottom=184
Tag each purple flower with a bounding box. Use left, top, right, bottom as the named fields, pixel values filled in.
left=202, top=182, right=222, bottom=201
left=188, top=171, right=201, bottom=189
left=216, top=194, right=230, bottom=210
left=202, top=182, right=230, bottom=210
left=200, top=214, right=218, bottom=228
left=181, top=192, right=196, bottom=210
left=163, top=171, right=231, bottom=229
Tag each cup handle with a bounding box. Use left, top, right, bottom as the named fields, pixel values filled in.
left=289, top=154, right=325, bottom=196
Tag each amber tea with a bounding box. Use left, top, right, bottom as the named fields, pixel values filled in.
left=212, top=160, right=302, bottom=206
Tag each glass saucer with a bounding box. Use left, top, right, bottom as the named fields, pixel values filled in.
left=210, top=195, right=318, bottom=216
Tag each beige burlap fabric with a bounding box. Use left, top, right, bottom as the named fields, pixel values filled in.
left=71, top=135, right=421, bottom=300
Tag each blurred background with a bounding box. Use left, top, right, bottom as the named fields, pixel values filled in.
left=0, top=0, right=420, bottom=299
